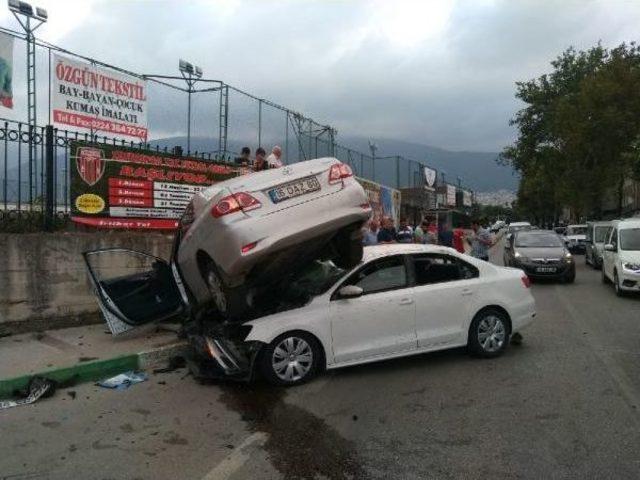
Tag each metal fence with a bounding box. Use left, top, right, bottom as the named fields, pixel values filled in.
left=0, top=22, right=463, bottom=231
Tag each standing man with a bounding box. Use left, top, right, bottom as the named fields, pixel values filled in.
left=254, top=147, right=268, bottom=171
left=438, top=221, right=454, bottom=248
left=266, top=146, right=283, bottom=168
left=395, top=218, right=414, bottom=243
left=377, top=217, right=397, bottom=244
left=362, top=219, right=379, bottom=246
left=234, top=147, right=251, bottom=166
left=467, top=219, right=493, bottom=261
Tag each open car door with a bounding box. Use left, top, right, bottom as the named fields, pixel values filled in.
left=83, top=249, right=188, bottom=335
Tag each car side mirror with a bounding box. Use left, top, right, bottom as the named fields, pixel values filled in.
left=604, top=243, right=616, bottom=252
left=337, top=285, right=363, bottom=299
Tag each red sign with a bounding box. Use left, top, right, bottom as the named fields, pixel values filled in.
left=76, top=147, right=106, bottom=186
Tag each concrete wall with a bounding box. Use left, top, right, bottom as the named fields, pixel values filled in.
left=0, top=232, right=174, bottom=334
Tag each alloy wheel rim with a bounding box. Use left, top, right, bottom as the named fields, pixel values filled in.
left=207, top=270, right=227, bottom=313
left=272, top=337, right=313, bottom=382
left=477, top=315, right=506, bottom=353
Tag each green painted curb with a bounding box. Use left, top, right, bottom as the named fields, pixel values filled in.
left=0, top=354, right=140, bottom=399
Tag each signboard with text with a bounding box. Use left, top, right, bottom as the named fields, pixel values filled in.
left=463, top=190, right=473, bottom=207
left=52, top=54, right=148, bottom=141
left=446, top=184, right=457, bottom=206
left=357, top=177, right=401, bottom=226
left=70, top=141, right=241, bottom=229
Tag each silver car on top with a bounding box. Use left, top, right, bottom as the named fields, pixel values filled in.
left=175, top=157, right=371, bottom=316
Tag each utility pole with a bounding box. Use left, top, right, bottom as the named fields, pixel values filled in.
left=369, top=141, right=377, bottom=182
left=178, top=59, right=202, bottom=153
left=10, top=0, right=47, bottom=209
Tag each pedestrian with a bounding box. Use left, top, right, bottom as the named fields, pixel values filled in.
left=362, top=219, right=379, bottom=246
left=467, top=218, right=493, bottom=261
left=234, top=146, right=251, bottom=166
left=266, top=145, right=283, bottom=168
left=377, top=217, right=397, bottom=244
left=453, top=228, right=465, bottom=253
left=396, top=218, right=413, bottom=243
left=254, top=147, right=268, bottom=171
left=438, top=221, right=454, bottom=248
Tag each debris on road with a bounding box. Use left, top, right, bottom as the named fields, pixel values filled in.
left=0, top=376, right=56, bottom=410
left=97, top=371, right=148, bottom=390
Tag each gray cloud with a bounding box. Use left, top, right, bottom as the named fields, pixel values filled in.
left=5, top=0, right=640, bottom=152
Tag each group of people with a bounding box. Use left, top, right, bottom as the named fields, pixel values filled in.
left=362, top=217, right=493, bottom=261
left=234, top=145, right=283, bottom=171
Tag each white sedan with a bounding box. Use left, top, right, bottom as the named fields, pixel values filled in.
left=201, top=244, right=536, bottom=386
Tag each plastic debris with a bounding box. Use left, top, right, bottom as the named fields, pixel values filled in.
left=97, top=371, right=148, bottom=390
left=0, top=376, right=56, bottom=410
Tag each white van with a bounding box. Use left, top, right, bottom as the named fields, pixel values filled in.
left=601, top=219, right=640, bottom=296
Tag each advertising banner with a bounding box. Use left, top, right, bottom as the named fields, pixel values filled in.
left=446, top=184, right=457, bottom=206
left=0, top=32, right=13, bottom=109
left=357, top=177, right=401, bottom=226
left=70, top=141, right=241, bottom=229
left=423, top=166, right=436, bottom=189
left=463, top=190, right=473, bottom=207
left=52, top=54, right=148, bottom=141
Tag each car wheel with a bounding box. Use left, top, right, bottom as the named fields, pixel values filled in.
left=468, top=309, right=509, bottom=358
left=601, top=267, right=610, bottom=284
left=205, top=264, right=228, bottom=314
left=259, top=332, right=322, bottom=386
left=332, top=224, right=364, bottom=269
left=614, top=270, right=625, bottom=297
left=564, top=270, right=575, bottom=284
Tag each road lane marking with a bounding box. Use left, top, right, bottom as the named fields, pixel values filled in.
left=201, top=432, right=268, bottom=480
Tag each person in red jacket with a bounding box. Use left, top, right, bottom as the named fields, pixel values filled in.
left=453, top=228, right=465, bottom=254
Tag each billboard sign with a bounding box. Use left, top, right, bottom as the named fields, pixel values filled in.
left=446, top=184, right=457, bottom=206
left=423, top=166, right=437, bottom=188
left=357, top=177, right=401, bottom=226
left=52, top=54, right=148, bottom=141
left=463, top=190, right=473, bottom=207
left=0, top=32, right=13, bottom=109
left=70, top=141, right=241, bottom=229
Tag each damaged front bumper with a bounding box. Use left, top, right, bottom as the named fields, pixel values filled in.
left=187, top=323, right=264, bottom=382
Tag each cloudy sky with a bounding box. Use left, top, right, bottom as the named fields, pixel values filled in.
left=1, top=0, right=640, bottom=152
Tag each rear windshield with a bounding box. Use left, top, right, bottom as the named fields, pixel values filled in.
left=620, top=228, right=640, bottom=251
left=594, top=226, right=609, bottom=243
left=567, top=226, right=587, bottom=235
left=515, top=232, right=563, bottom=248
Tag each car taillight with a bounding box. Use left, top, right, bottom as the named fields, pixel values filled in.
left=329, top=163, right=353, bottom=184
left=211, top=192, right=261, bottom=218
left=241, top=241, right=258, bottom=253
left=180, top=201, right=195, bottom=233
left=521, top=275, right=531, bottom=288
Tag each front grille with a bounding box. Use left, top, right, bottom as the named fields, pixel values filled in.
left=530, top=258, right=561, bottom=265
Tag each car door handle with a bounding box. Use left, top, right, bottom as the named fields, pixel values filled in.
left=399, top=298, right=414, bottom=305
left=461, top=289, right=474, bottom=296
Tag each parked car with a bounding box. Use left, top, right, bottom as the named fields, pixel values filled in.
left=90, top=244, right=536, bottom=385
left=83, top=158, right=372, bottom=334
left=601, top=219, right=640, bottom=296
left=563, top=224, right=588, bottom=253
left=585, top=221, right=612, bottom=269
left=503, top=229, right=575, bottom=283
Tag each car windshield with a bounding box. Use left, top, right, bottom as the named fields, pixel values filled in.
left=567, top=226, right=587, bottom=235
left=515, top=232, right=562, bottom=248
left=594, top=226, right=609, bottom=243
left=510, top=225, right=530, bottom=233
left=283, top=260, right=347, bottom=298
left=620, top=228, right=640, bottom=251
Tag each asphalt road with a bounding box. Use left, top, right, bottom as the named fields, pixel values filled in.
left=2, top=245, right=640, bottom=480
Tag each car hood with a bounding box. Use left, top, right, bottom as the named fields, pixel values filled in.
left=515, top=247, right=565, bottom=259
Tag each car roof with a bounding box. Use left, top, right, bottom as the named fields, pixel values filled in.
left=615, top=218, right=640, bottom=229
left=363, top=244, right=459, bottom=262
left=509, top=222, right=531, bottom=226
left=587, top=221, right=612, bottom=226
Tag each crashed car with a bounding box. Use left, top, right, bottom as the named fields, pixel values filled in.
left=83, top=157, right=370, bottom=330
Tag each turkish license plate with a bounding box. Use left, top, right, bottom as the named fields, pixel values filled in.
left=536, top=266, right=557, bottom=273
left=268, top=176, right=321, bottom=204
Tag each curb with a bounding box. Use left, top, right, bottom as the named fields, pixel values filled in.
left=0, top=341, right=189, bottom=399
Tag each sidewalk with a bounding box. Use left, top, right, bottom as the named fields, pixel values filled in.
left=0, top=322, right=188, bottom=398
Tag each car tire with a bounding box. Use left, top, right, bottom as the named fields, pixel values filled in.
left=564, top=270, right=575, bottom=284
left=332, top=224, right=364, bottom=269
left=203, top=261, right=248, bottom=318
left=601, top=267, right=610, bottom=284
left=614, top=270, right=625, bottom=297
left=468, top=309, right=509, bottom=358
left=258, top=331, right=322, bottom=386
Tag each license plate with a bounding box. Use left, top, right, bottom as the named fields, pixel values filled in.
left=536, top=267, right=556, bottom=273
left=268, top=176, right=321, bottom=204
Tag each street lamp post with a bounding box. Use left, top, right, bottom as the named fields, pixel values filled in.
left=8, top=0, right=47, bottom=209
left=178, top=59, right=202, bottom=153
left=369, top=141, right=377, bottom=182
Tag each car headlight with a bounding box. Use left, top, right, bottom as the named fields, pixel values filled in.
left=565, top=252, right=573, bottom=262
left=623, top=263, right=640, bottom=272
left=514, top=251, right=522, bottom=258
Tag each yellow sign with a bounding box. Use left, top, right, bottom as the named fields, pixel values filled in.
left=75, top=193, right=105, bottom=214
